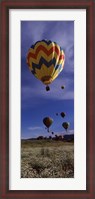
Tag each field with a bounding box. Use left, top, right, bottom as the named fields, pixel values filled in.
left=21, top=140, right=74, bottom=178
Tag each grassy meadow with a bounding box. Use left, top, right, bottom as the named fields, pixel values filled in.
left=21, top=139, right=74, bottom=178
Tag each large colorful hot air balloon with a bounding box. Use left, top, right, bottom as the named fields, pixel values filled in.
left=43, top=117, right=53, bottom=132
left=26, top=40, right=65, bottom=91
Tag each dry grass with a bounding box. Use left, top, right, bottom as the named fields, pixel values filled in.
left=21, top=140, right=74, bottom=178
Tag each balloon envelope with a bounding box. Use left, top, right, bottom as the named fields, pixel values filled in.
left=43, top=117, right=53, bottom=128
left=60, top=112, right=66, bottom=118
left=26, top=40, right=65, bottom=85
left=62, top=122, right=70, bottom=130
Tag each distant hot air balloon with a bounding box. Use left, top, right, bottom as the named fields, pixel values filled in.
left=43, top=117, right=53, bottom=132
left=56, top=113, right=58, bottom=116
left=62, top=122, right=70, bottom=131
left=60, top=112, right=66, bottom=118
left=61, top=85, right=65, bottom=89
left=26, top=40, right=65, bottom=91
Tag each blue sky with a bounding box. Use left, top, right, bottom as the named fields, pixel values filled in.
left=21, top=21, right=74, bottom=139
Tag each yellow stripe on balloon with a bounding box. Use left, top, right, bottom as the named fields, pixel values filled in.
left=28, top=61, right=33, bottom=71
left=46, top=64, right=55, bottom=76
left=34, top=64, right=49, bottom=80
left=51, top=69, right=59, bottom=81
left=58, top=59, right=64, bottom=65
left=34, top=64, right=55, bottom=82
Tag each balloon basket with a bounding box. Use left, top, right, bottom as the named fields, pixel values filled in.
left=46, top=86, right=50, bottom=91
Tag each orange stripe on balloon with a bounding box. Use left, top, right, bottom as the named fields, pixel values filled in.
left=27, top=45, right=60, bottom=61
left=59, top=54, right=65, bottom=60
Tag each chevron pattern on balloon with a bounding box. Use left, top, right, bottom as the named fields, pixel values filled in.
left=30, top=42, right=59, bottom=53
left=31, top=40, right=55, bottom=49
left=26, top=40, right=65, bottom=86
left=29, top=57, right=59, bottom=73
left=27, top=40, right=64, bottom=64
left=27, top=45, right=64, bottom=64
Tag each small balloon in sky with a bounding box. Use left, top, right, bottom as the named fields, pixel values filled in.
left=61, top=85, right=65, bottom=89
left=56, top=113, right=58, bottom=116
left=62, top=122, right=70, bottom=131
left=60, top=112, right=66, bottom=118
left=43, top=117, right=53, bottom=132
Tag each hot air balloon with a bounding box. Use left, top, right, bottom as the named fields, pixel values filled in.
left=62, top=122, right=70, bottom=131
left=26, top=40, right=65, bottom=91
left=60, top=112, right=66, bottom=118
left=56, top=113, right=58, bottom=116
left=43, top=117, right=53, bottom=132
left=61, top=85, right=65, bottom=89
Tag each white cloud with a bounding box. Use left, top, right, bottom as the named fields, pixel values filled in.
left=28, top=126, right=43, bottom=131
left=54, top=129, right=74, bottom=135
